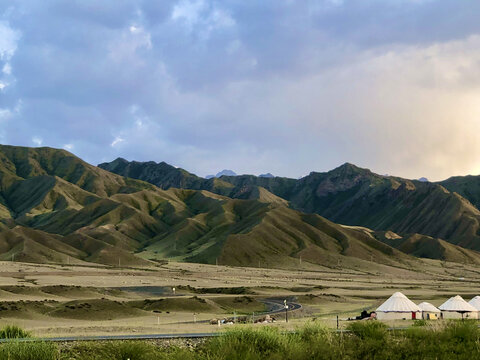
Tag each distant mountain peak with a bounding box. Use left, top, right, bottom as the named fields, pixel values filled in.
left=328, top=162, right=370, bottom=176
left=215, top=169, right=237, bottom=177
left=418, top=177, right=429, bottom=182
left=112, top=157, right=129, bottom=164
left=259, top=173, right=274, bottom=178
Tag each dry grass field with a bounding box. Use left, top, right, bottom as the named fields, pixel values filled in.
left=0, top=258, right=478, bottom=337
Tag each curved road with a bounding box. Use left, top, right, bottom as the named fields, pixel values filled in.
left=1, top=298, right=302, bottom=343
left=261, top=298, right=302, bottom=315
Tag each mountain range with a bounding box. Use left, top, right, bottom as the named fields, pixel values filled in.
left=100, top=158, right=480, bottom=252
left=0, top=144, right=479, bottom=271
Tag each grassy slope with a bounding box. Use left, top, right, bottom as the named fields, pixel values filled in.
left=374, top=231, right=480, bottom=264
left=440, top=175, right=480, bottom=209
left=99, top=159, right=480, bottom=251
left=0, top=145, right=424, bottom=271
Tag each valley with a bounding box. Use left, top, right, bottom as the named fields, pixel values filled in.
left=0, top=259, right=477, bottom=336
left=0, top=145, right=480, bottom=336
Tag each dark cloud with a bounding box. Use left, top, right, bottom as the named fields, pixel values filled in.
left=1, top=0, right=480, bottom=180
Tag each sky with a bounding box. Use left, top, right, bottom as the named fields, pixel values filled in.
left=1, top=1, right=480, bottom=181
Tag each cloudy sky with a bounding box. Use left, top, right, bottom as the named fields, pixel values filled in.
left=1, top=1, right=480, bottom=180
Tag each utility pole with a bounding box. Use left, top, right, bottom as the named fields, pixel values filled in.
left=284, top=299, right=289, bottom=323
left=299, top=255, right=302, bottom=265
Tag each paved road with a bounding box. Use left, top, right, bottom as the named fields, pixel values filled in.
left=0, top=332, right=220, bottom=343
left=261, top=298, right=302, bottom=314
left=173, top=297, right=302, bottom=325
left=0, top=297, right=302, bottom=343
left=0, top=326, right=412, bottom=343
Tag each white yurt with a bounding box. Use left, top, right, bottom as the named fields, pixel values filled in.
left=468, top=296, right=480, bottom=310
left=376, top=292, right=421, bottom=320
left=439, top=295, right=478, bottom=319
left=418, top=302, right=441, bottom=320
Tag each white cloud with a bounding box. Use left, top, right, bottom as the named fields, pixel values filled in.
left=108, top=25, right=152, bottom=62
left=171, top=0, right=235, bottom=39
left=0, top=108, right=12, bottom=121
left=63, top=143, right=74, bottom=150
left=32, top=136, right=43, bottom=146
left=110, top=136, right=125, bottom=147
left=0, top=82, right=6, bottom=90
left=171, top=0, right=205, bottom=25
left=2, top=63, right=11, bottom=75
left=0, top=21, right=20, bottom=60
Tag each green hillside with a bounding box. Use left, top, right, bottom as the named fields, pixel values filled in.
left=100, top=159, right=480, bottom=251
left=440, top=175, right=480, bottom=209
left=372, top=230, right=480, bottom=264
left=0, top=144, right=427, bottom=271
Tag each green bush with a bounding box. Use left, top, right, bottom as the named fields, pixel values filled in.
left=59, top=341, right=196, bottom=360
left=0, top=325, right=31, bottom=339
left=412, top=319, right=427, bottom=327
left=442, top=319, right=479, bottom=342
left=104, top=341, right=156, bottom=360
left=0, top=341, right=57, bottom=360
left=295, top=321, right=330, bottom=341
left=202, top=327, right=287, bottom=360
left=346, top=321, right=387, bottom=340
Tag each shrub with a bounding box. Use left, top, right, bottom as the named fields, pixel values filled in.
left=0, top=341, right=57, bottom=360
left=295, top=322, right=330, bottom=342
left=203, top=327, right=287, bottom=360
left=0, top=325, right=31, bottom=339
left=60, top=342, right=197, bottom=360
left=103, top=341, right=156, bottom=360
left=412, top=319, right=427, bottom=327
left=347, top=321, right=387, bottom=340
left=441, top=320, right=480, bottom=342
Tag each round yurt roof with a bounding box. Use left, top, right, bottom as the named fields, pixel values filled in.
left=376, top=292, right=420, bottom=313
left=418, top=302, right=440, bottom=313
left=468, top=296, right=480, bottom=310
left=439, top=295, right=478, bottom=312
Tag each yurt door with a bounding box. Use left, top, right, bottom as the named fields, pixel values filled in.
left=412, top=312, right=416, bottom=320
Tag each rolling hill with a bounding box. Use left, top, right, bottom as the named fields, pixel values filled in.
left=100, top=159, right=480, bottom=251
left=368, top=230, right=480, bottom=265
left=440, top=175, right=480, bottom=210
left=0, top=144, right=434, bottom=271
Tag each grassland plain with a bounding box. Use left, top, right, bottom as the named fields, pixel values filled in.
left=0, top=259, right=477, bottom=337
